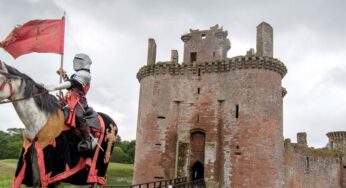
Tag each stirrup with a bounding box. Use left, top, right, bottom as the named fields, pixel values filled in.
left=78, top=136, right=93, bottom=152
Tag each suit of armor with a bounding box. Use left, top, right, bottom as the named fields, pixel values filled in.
left=45, top=53, right=98, bottom=151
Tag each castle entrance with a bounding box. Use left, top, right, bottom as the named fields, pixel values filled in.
left=190, top=129, right=205, bottom=180
left=191, top=161, right=204, bottom=180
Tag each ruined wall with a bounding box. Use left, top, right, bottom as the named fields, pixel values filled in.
left=327, top=131, right=346, bottom=188
left=181, top=24, right=230, bottom=63
left=284, top=140, right=342, bottom=188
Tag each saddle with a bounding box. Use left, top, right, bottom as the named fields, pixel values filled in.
left=61, top=91, right=101, bottom=137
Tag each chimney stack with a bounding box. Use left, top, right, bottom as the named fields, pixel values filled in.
left=147, top=38, right=156, bottom=65
left=256, top=22, right=273, bottom=57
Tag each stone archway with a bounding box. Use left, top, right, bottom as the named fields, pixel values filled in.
left=191, top=161, right=204, bottom=180
left=190, top=129, right=205, bottom=181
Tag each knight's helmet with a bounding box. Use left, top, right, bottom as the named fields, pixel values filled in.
left=73, top=53, right=92, bottom=71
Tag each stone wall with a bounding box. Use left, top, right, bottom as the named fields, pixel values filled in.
left=137, top=56, right=287, bottom=81
left=257, top=22, right=273, bottom=57
left=284, top=140, right=342, bottom=188
left=134, top=56, right=286, bottom=187
left=133, top=23, right=346, bottom=188
left=134, top=23, right=286, bottom=187
left=327, top=131, right=346, bottom=187
left=181, top=24, right=230, bottom=63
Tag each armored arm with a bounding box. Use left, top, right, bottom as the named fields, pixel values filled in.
left=44, top=81, right=72, bottom=92
left=45, top=70, right=91, bottom=92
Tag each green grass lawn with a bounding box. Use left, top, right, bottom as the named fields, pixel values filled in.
left=0, top=159, right=133, bottom=187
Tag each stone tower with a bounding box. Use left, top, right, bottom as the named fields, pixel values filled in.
left=181, top=24, right=230, bottom=63
left=256, top=22, right=273, bottom=57
left=134, top=23, right=287, bottom=187
left=327, top=131, right=346, bottom=187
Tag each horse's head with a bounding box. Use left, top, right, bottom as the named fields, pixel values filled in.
left=0, top=61, right=11, bottom=100
left=0, top=61, right=21, bottom=101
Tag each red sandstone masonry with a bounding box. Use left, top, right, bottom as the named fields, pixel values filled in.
left=134, top=24, right=285, bottom=187
left=133, top=23, right=344, bottom=188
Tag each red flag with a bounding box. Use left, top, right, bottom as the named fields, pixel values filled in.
left=0, top=18, right=65, bottom=58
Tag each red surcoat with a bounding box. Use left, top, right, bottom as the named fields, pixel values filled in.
left=64, top=83, right=90, bottom=127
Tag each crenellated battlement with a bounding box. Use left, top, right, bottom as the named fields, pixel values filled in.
left=136, top=55, right=287, bottom=81
left=284, top=140, right=343, bottom=157
left=327, top=131, right=346, bottom=140
left=181, top=24, right=228, bottom=42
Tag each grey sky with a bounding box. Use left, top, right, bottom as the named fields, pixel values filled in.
left=0, top=0, right=345, bottom=147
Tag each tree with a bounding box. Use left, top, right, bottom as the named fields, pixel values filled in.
left=0, top=128, right=23, bottom=159
left=111, top=146, right=130, bottom=163
left=115, top=135, right=122, bottom=146
left=110, top=136, right=136, bottom=164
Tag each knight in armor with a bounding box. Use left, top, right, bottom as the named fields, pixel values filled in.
left=45, top=53, right=99, bottom=152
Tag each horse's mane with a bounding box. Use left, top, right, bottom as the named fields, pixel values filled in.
left=4, top=63, right=60, bottom=114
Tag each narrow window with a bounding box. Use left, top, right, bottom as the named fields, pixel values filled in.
left=306, top=156, right=310, bottom=172
left=154, top=176, right=164, bottom=179
left=235, top=152, right=242, bottom=155
left=201, top=33, right=206, bottom=39
left=157, top=116, right=166, bottom=119
left=196, top=114, right=200, bottom=123
left=155, top=143, right=161, bottom=146
left=198, top=68, right=201, bottom=76
left=235, top=105, right=239, bottom=119
left=197, top=88, right=201, bottom=94
left=235, top=145, right=241, bottom=155
left=213, top=52, right=216, bottom=57
left=190, top=52, right=197, bottom=62
left=330, top=141, right=334, bottom=149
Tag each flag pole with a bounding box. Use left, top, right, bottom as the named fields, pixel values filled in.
left=59, top=12, right=66, bottom=84
left=58, top=12, right=66, bottom=99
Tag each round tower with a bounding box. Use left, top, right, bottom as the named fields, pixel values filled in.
left=327, top=131, right=346, bottom=151
left=327, top=131, right=346, bottom=188
left=134, top=23, right=287, bottom=187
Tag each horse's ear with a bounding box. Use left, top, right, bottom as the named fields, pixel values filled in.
left=0, top=61, right=8, bottom=73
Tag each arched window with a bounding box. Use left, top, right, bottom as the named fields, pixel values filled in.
left=190, top=129, right=206, bottom=153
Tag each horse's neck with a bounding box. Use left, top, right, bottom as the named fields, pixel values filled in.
left=13, top=99, right=49, bottom=140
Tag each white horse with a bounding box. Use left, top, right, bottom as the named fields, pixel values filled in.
left=0, top=61, right=117, bottom=188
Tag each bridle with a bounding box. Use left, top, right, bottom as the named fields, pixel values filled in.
left=0, top=71, right=48, bottom=104
left=0, top=71, right=15, bottom=100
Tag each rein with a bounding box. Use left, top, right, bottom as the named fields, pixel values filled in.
left=0, top=90, right=49, bottom=104
left=0, top=71, right=49, bottom=104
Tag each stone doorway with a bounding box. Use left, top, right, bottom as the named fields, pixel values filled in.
left=191, top=161, right=204, bottom=180
left=190, top=129, right=205, bottom=181
left=190, top=129, right=206, bottom=162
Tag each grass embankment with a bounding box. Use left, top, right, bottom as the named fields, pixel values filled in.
left=0, top=159, right=133, bottom=187
left=0, top=159, right=18, bottom=187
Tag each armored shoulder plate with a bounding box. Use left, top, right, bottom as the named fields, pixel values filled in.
left=72, top=70, right=91, bottom=86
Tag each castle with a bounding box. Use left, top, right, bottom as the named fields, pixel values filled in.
left=133, top=22, right=346, bottom=188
